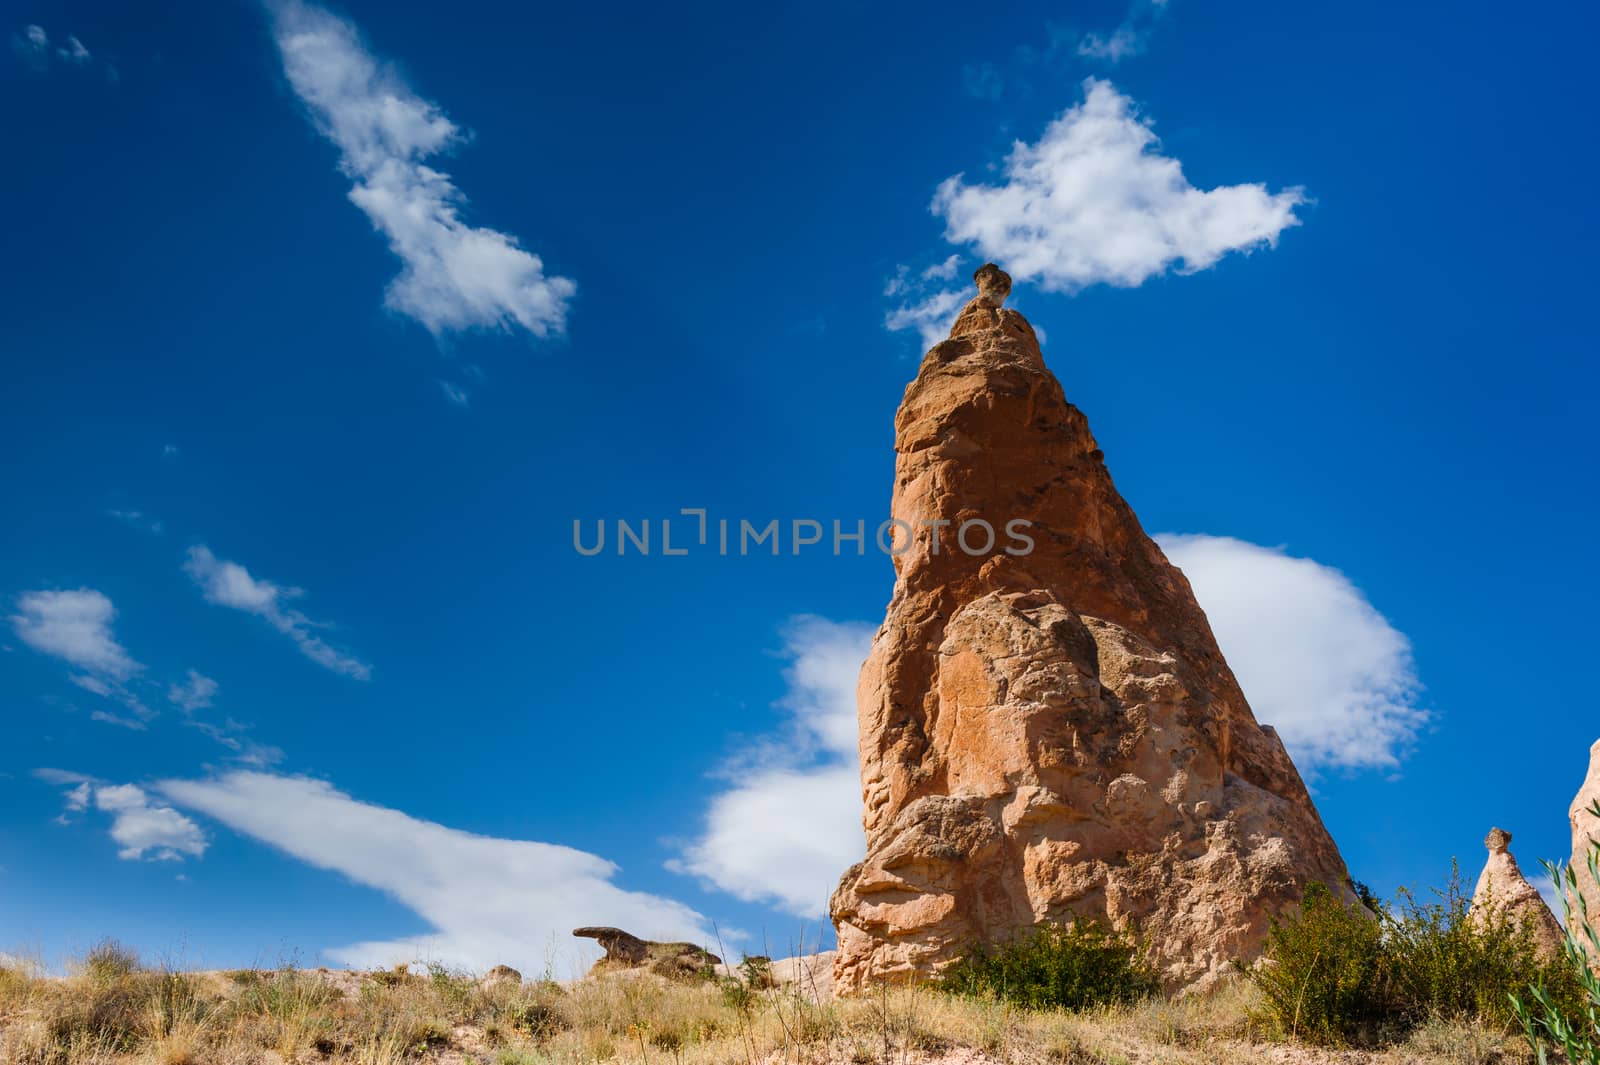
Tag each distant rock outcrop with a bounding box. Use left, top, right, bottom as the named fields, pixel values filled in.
left=830, top=264, right=1355, bottom=993
left=572, top=926, right=721, bottom=978
left=1470, top=827, right=1564, bottom=958
left=482, top=964, right=522, bottom=985
left=1571, top=740, right=1600, bottom=928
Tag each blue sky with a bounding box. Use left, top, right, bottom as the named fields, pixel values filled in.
left=3, top=0, right=1597, bottom=974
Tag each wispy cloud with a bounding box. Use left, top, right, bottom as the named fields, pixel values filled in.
left=11, top=589, right=143, bottom=683
left=1077, top=0, right=1172, bottom=64
left=882, top=256, right=972, bottom=349
left=183, top=546, right=371, bottom=680
left=160, top=771, right=710, bottom=975
left=1157, top=534, right=1428, bottom=772
left=269, top=0, right=575, bottom=338
left=90, top=710, right=148, bottom=731
left=11, top=24, right=94, bottom=73
left=883, top=286, right=969, bottom=350
left=107, top=509, right=165, bottom=535
left=164, top=669, right=282, bottom=765
left=670, top=617, right=872, bottom=917
left=167, top=670, right=219, bottom=713
left=961, top=61, right=1004, bottom=102
left=40, top=771, right=208, bottom=862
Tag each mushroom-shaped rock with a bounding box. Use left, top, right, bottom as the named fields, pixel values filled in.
left=573, top=926, right=721, bottom=979
left=973, top=262, right=1011, bottom=308
left=573, top=926, right=650, bottom=966
left=1471, top=827, right=1565, bottom=959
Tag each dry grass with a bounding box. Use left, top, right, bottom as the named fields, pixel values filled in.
left=0, top=945, right=1533, bottom=1065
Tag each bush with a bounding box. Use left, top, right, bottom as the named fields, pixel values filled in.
left=939, top=919, right=1160, bottom=1010
left=1385, top=861, right=1554, bottom=1028
left=78, top=939, right=139, bottom=983
left=1251, top=872, right=1577, bottom=1047
left=1247, top=882, right=1389, bottom=1045
left=1513, top=799, right=1600, bottom=1064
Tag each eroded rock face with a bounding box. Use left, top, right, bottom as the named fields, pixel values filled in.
left=830, top=264, right=1355, bottom=992
left=572, top=926, right=721, bottom=978
left=1570, top=740, right=1600, bottom=926
left=1471, top=828, right=1564, bottom=959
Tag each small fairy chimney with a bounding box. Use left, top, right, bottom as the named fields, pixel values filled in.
left=1471, top=827, right=1565, bottom=959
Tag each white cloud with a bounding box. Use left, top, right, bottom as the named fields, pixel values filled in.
left=269, top=0, right=575, bottom=338
left=167, top=670, right=219, bottom=713
left=931, top=78, right=1305, bottom=293
left=40, top=772, right=207, bottom=861
left=671, top=617, right=873, bottom=917
left=159, top=771, right=710, bottom=975
left=70, top=674, right=115, bottom=697
left=883, top=278, right=968, bottom=350
left=184, top=546, right=371, bottom=680
left=11, top=589, right=142, bottom=682
left=94, top=784, right=208, bottom=861
left=1077, top=27, right=1143, bottom=62
left=36, top=768, right=93, bottom=787
left=1157, top=534, right=1428, bottom=772
left=162, top=667, right=281, bottom=763
left=90, top=710, right=148, bottom=731
left=437, top=380, right=470, bottom=407
left=921, top=254, right=962, bottom=282
left=189, top=719, right=285, bottom=766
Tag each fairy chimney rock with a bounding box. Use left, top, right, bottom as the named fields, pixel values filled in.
left=830, top=265, right=1355, bottom=993
left=1471, top=827, right=1565, bottom=959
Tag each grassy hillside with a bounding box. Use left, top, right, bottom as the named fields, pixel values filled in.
left=0, top=946, right=1530, bottom=1065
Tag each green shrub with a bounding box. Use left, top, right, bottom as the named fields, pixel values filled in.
left=425, top=961, right=479, bottom=1017
left=1247, top=882, right=1389, bottom=1046
left=1385, top=861, right=1554, bottom=1028
left=1513, top=800, right=1600, bottom=1064
left=938, top=919, right=1159, bottom=1010
left=499, top=993, right=567, bottom=1039
left=1252, top=872, right=1578, bottom=1047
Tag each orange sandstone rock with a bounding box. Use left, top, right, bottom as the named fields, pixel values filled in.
left=830, top=265, right=1355, bottom=992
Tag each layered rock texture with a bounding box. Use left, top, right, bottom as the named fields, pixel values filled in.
left=1470, top=828, right=1564, bottom=958
left=1570, top=740, right=1600, bottom=925
left=830, top=265, right=1354, bottom=992
left=573, top=926, right=721, bottom=979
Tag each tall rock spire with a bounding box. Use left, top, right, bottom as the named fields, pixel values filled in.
left=830, top=264, right=1354, bottom=991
